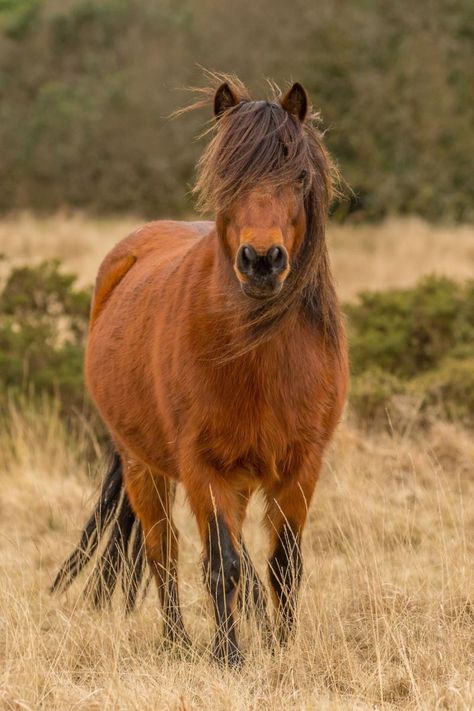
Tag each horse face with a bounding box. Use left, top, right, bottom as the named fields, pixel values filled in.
left=219, top=183, right=306, bottom=300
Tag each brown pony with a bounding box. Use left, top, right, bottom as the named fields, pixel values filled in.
left=52, top=76, right=348, bottom=667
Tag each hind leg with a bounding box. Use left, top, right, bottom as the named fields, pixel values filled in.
left=125, top=462, right=190, bottom=647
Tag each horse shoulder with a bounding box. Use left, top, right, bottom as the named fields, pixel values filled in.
left=90, top=220, right=214, bottom=326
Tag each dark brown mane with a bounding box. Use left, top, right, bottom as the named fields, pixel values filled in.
left=186, top=75, right=343, bottom=353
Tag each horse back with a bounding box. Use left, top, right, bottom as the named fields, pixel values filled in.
left=90, top=220, right=213, bottom=326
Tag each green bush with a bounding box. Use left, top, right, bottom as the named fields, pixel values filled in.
left=347, top=276, right=474, bottom=429
left=0, top=259, right=91, bottom=412
left=0, top=0, right=39, bottom=40
left=349, top=367, right=407, bottom=429
left=346, top=276, right=474, bottom=379
left=419, top=358, right=474, bottom=425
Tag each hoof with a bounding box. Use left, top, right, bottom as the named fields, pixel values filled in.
left=162, top=625, right=193, bottom=654
left=212, top=639, right=244, bottom=669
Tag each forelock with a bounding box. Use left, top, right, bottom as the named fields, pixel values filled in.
left=194, top=99, right=314, bottom=213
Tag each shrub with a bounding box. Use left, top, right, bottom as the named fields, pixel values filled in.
left=0, top=259, right=91, bottom=412
left=347, top=276, right=474, bottom=429
left=418, top=358, right=474, bottom=426
left=349, top=367, right=407, bottom=430
left=346, top=276, right=474, bottom=379
left=0, top=0, right=39, bottom=40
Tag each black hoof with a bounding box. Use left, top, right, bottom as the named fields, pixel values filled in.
left=163, top=625, right=193, bottom=652
left=212, top=639, right=244, bottom=669
left=259, top=617, right=274, bottom=649
left=273, top=622, right=296, bottom=650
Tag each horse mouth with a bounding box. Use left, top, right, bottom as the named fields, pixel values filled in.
left=241, top=282, right=283, bottom=300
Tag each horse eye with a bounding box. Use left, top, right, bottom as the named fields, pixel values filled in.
left=296, top=170, right=307, bottom=189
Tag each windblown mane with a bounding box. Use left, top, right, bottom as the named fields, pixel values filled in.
left=184, top=74, right=343, bottom=354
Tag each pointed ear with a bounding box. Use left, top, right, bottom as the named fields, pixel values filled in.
left=280, top=82, right=308, bottom=122
left=214, top=82, right=241, bottom=118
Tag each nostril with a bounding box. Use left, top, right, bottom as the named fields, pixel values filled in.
left=237, top=244, right=257, bottom=274
left=266, top=245, right=287, bottom=273
left=267, top=246, right=282, bottom=264
left=242, top=245, right=255, bottom=263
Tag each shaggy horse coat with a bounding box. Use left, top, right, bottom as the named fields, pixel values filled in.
left=53, top=77, right=348, bottom=667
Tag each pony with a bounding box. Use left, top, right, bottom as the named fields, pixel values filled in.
left=52, top=75, right=348, bottom=668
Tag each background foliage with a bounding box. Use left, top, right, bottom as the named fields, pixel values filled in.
left=1, top=0, right=473, bottom=221
left=347, top=276, right=474, bottom=428
left=0, top=260, right=91, bottom=414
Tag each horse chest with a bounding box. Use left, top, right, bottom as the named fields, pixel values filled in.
left=196, top=373, right=315, bottom=480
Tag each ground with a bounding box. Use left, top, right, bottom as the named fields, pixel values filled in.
left=1, top=216, right=473, bottom=710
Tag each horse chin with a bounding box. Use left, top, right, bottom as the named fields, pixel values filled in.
left=241, top=282, right=282, bottom=301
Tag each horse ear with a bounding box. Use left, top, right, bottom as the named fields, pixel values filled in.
left=280, top=82, right=308, bottom=122
left=214, top=82, right=241, bottom=118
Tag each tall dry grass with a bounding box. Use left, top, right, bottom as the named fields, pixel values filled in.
left=1, top=403, right=472, bottom=710
left=1, top=216, right=473, bottom=709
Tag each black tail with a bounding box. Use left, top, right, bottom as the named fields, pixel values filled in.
left=51, top=452, right=149, bottom=612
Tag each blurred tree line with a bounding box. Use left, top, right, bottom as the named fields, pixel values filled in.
left=0, top=0, right=473, bottom=221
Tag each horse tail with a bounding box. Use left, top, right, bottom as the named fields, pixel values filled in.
left=51, top=452, right=149, bottom=612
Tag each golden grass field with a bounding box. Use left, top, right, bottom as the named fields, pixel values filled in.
left=1, top=215, right=473, bottom=710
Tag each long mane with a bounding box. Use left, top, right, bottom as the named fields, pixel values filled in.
left=184, top=74, right=344, bottom=355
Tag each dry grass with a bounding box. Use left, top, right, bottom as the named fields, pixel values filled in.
left=1, top=404, right=473, bottom=710
left=0, top=212, right=140, bottom=288
left=329, top=218, right=474, bottom=301
left=1, top=215, right=473, bottom=710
